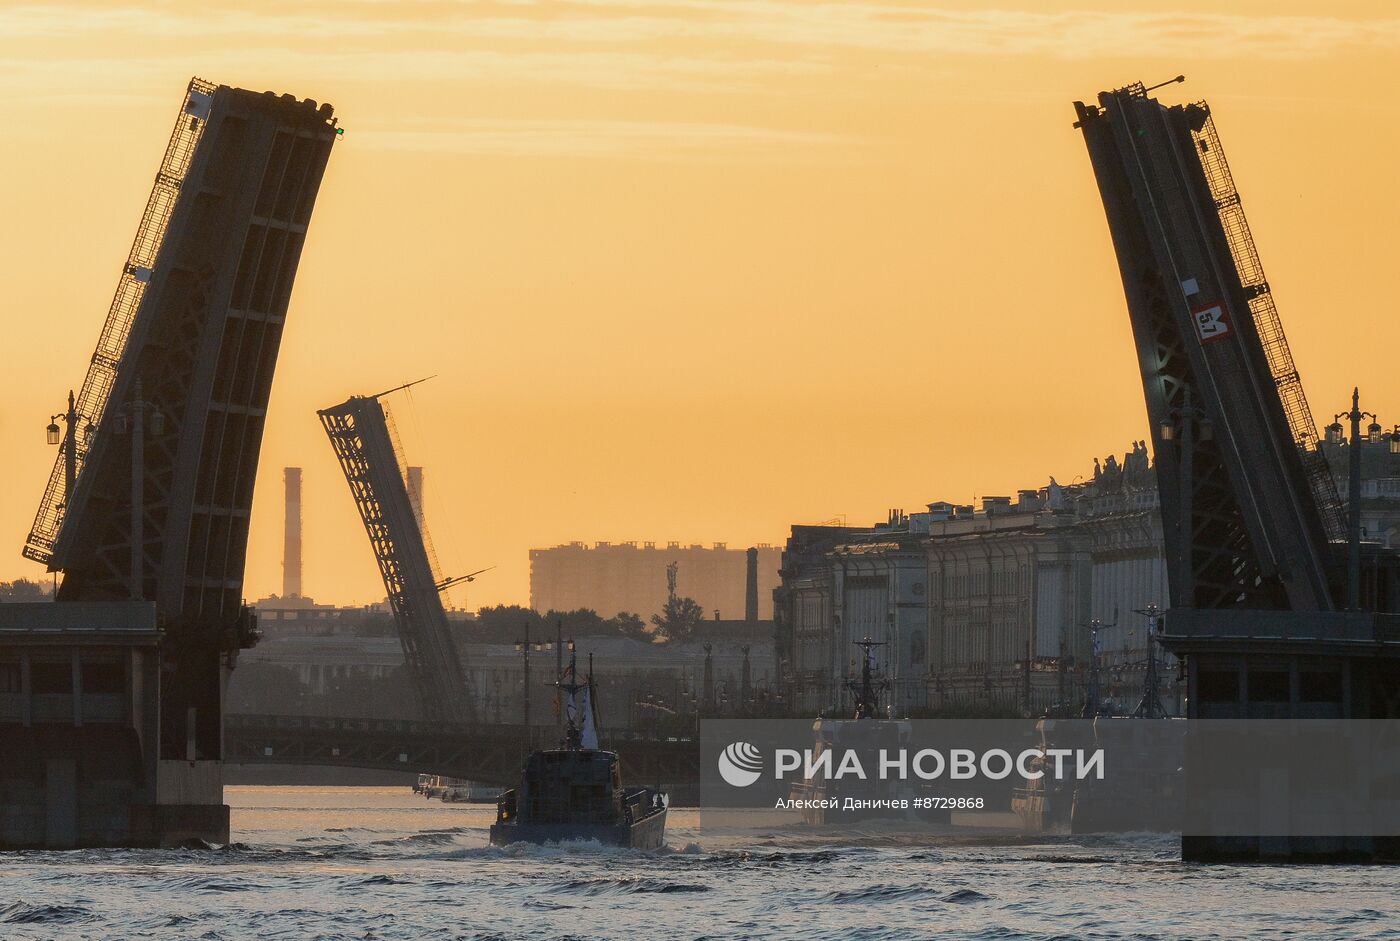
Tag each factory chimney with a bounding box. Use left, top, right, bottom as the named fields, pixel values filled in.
left=745, top=547, right=759, bottom=622
left=283, top=467, right=303, bottom=599
left=406, top=466, right=424, bottom=530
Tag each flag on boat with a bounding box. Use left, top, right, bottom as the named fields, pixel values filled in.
left=579, top=684, right=599, bottom=750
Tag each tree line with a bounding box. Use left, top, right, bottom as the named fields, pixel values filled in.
left=471, top=600, right=707, bottom=645
left=0, top=579, right=54, bottom=602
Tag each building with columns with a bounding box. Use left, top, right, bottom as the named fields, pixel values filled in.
left=777, top=444, right=1174, bottom=718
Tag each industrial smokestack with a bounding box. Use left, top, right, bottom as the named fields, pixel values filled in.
left=745, top=546, right=759, bottom=622
left=407, top=466, right=424, bottom=530
left=283, top=467, right=303, bottom=599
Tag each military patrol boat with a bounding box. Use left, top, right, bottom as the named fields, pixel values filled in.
left=489, top=645, right=668, bottom=849
left=788, top=637, right=946, bottom=825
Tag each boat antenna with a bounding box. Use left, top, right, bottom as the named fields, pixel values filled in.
left=588, top=651, right=601, bottom=746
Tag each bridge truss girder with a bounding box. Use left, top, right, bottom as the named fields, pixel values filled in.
left=319, top=395, right=471, bottom=722
left=1074, top=85, right=1340, bottom=612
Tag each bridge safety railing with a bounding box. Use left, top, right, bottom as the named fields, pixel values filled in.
left=1190, top=108, right=1346, bottom=542
left=24, top=77, right=217, bottom=564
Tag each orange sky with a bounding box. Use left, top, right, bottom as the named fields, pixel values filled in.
left=1, top=1, right=1398, bottom=610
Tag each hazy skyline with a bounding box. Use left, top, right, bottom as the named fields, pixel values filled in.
left=2, top=0, right=1398, bottom=609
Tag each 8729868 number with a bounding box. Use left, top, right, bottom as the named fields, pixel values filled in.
left=914, top=797, right=984, bottom=810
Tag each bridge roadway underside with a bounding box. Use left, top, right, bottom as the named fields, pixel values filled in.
left=224, top=715, right=702, bottom=803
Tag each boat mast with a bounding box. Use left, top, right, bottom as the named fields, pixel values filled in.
left=847, top=636, right=889, bottom=720
left=555, top=639, right=585, bottom=749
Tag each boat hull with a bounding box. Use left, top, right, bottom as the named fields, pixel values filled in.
left=489, top=808, right=667, bottom=850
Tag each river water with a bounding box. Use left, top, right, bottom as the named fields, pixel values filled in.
left=2, top=786, right=1398, bottom=940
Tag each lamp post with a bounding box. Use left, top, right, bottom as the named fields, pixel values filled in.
left=1081, top=608, right=1117, bottom=718
left=1083, top=620, right=1103, bottom=718
left=1087, top=624, right=1100, bottom=716
left=46, top=390, right=96, bottom=508
left=702, top=643, right=714, bottom=714
left=1336, top=389, right=1375, bottom=611
left=1130, top=604, right=1165, bottom=719
left=513, top=623, right=554, bottom=744
left=1158, top=387, right=1209, bottom=608
left=112, top=378, right=164, bottom=601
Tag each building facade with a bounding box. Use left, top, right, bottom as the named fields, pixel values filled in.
left=778, top=446, right=1176, bottom=718
left=235, top=600, right=777, bottom=728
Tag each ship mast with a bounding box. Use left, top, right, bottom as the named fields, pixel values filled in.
left=847, top=636, right=889, bottom=720
left=555, top=639, right=585, bottom=749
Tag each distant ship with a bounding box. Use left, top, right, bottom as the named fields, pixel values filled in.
left=1012, top=716, right=1184, bottom=834
left=489, top=644, right=668, bottom=849
left=1013, top=622, right=1184, bottom=834
left=789, top=637, right=949, bottom=825
left=414, top=775, right=505, bottom=804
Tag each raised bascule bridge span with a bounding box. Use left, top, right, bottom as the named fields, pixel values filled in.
left=1, top=78, right=338, bottom=849
left=1074, top=79, right=1345, bottom=615
left=1075, top=78, right=1400, bottom=861
left=318, top=387, right=473, bottom=725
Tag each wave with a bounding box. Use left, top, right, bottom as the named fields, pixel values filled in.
left=555, top=877, right=711, bottom=896
left=819, top=884, right=940, bottom=904
left=425, top=838, right=662, bottom=861
left=351, top=874, right=411, bottom=887
left=370, top=831, right=460, bottom=847
left=654, top=841, right=704, bottom=856
left=163, top=875, right=264, bottom=893
left=1, top=902, right=93, bottom=925
left=523, top=899, right=575, bottom=911
left=675, top=848, right=847, bottom=869
left=208, top=843, right=377, bottom=863
left=815, top=884, right=990, bottom=905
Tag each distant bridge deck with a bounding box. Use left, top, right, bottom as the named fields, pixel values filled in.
left=224, top=714, right=701, bottom=801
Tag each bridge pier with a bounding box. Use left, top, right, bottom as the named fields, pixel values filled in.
left=0, top=602, right=230, bottom=849
left=1164, top=609, right=1400, bottom=863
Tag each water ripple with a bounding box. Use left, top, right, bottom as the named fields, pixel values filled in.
left=1, top=789, right=1397, bottom=941
left=1, top=902, right=93, bottom=925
